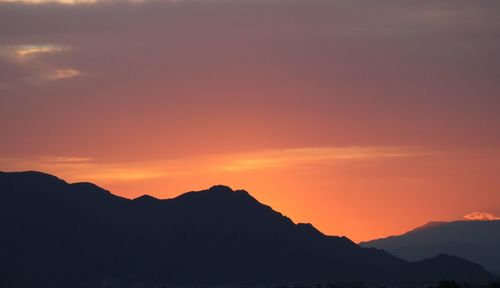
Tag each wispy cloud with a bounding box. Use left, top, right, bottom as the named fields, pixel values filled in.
left=0, top=0, right=156, bottom=4
left=0, top=45, right=68, bottom=60
left=216, top=146, right=435, bottom=172
left=0, top=0, right=96, bottom=4
left=0, top=155, right=166, bottom=181
left=45, top=68, right=82, bottom=81
left=464, top=212, right=500, bottom=221
left=37, top=156, right=94, bottom=163
left=0, top=44, right=81, bottom=84
left=0, top=146, right=434, bottom=183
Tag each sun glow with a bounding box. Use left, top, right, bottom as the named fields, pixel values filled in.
left=0, top=146, right=431, bottom=182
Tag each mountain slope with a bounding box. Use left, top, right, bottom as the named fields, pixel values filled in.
left=0, top=171, right=495, bottom=287
left=361, top=220, right=500, bottom=276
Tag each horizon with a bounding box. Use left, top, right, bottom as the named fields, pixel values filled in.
left=2, top=169, right=500, bottom=243
left=3, top=169, right=500, bottom=286
left=1, top=0, right=500, bottom=243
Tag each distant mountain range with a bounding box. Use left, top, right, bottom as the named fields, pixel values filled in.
left=0, top=171, right=496, bottom=287
left=361, top=220, right=500, bottom=276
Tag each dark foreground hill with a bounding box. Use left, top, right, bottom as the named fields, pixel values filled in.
left=0, top=171, right=495, bottom=287
left=361, top=220, right=500, bottom=276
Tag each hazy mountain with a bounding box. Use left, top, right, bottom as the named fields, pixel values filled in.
left=0, top=171, right=495, bottom=287
left=361, top=220, right=500, bottom=276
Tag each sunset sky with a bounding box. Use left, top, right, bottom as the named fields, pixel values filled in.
left=1, top=0, right=499, bottom=242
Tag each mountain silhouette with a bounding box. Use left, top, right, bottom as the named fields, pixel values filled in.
left=0, top=171, right=496, bottom=287
left=361, top=220, right=500, bottom=276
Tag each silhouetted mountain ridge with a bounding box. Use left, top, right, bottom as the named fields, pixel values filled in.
left=410, top=221, right=449, bottom=232
left=0, top=171, right=495, bottom=288
left=361, top=220, right=500, bottom=276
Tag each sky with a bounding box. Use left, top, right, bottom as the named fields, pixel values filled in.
left=1, top=0, right=499, bottom=242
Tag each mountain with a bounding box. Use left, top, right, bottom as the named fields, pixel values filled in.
left=360, top=220, right=500, bottom=276
left=0, top=171, right=495, bottom=287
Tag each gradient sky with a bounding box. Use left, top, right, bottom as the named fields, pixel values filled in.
left=1, top=0, right=499, bottom=242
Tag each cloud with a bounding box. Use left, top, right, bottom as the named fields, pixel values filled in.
left=216, top=146, right=434, bottom=172
left=0, top=0, right=498, bottom=166
left=0, top=44, right=81, bottom=84
left=0, top=44, right=68, bottom=60
left=37, top=155, right=94, bottom=163
left=464, top=212, right=500, bottom=221
left=0, top=0, right=96, bottom=4
left=45, top=68, right=82, bottom=81
left=0, top=0, right=152, bottom=4
left=0, top=146, right=433, bottom=183
left=0, top=155, right=167, bottom=181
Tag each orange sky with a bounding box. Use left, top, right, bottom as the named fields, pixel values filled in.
left=2, top=146, right=500, bottom=242
left=1, top=0, right=500, bottom=242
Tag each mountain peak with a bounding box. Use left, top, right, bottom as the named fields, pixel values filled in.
left=133, top=194, right=159, bottom=203
left=0, top=171, right=67, bottom=197
left=0, top=170, right=66, bottom=184
left=174, top=185, right=256, bottom=206
left=70, top=182, right=112, bottom=196
left=208, top=185, right=234, bottom=193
